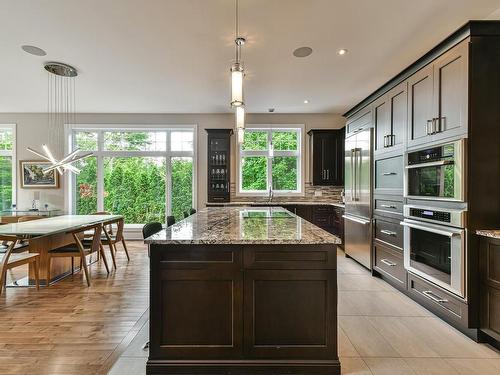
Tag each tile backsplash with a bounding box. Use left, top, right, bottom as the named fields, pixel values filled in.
left=230, top=183, right=344, bottom=203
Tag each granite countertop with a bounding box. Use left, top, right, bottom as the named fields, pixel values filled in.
left=476, top=230, right=500, bottom=240
left=145, top=207, right=341, bottom=245
left=205, top=201, right=345, bottom=208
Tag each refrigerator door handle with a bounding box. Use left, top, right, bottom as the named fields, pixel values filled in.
left=356, top=148, right=362, bottom=202
left=350, top=149, right=355, bottom=201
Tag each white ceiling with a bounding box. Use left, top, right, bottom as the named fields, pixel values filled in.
left=1, top=0, right=500, bottom=114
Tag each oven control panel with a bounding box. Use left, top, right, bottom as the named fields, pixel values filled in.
left=409, top=208, right=451, bottom=223
left=407, top=143, right=455, bottom=165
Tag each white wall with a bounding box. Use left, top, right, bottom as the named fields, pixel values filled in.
left=0, top=113, right=345, bottom=211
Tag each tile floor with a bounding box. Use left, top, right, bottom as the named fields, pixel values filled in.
left=109, top=247, right=500, bottom=375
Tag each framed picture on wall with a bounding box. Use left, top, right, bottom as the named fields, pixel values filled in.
left=20, top=160, right=60, bottom=189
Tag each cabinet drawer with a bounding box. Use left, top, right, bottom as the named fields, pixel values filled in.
left=313, top=205, right=336, bottom=214
left=375, top=155, right=403, bottom=192
left=244, top=245, right=337, bottom=270
left=408, top=273, right=468, bottom=326
left=373, top=243, right=405, bottom=285
left=374, top=218, right=403, bottom=249
left=374, top=198, right=403, bottom=216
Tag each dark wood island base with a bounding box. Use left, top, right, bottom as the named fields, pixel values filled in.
left=147, top=244, right=339, bottom=375
left=145, top=208, right=341, bottom=375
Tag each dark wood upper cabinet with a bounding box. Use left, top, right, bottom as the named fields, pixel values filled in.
left=206, top=129, right=232, bottom=203
left=374, top=82, right=407, bottom=156
left=308, top=128, right=345, bottom=186
left=408, top=39, right=468, bottom=148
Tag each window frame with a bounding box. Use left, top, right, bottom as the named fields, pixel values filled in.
left=0, top=124, right=17, bottom=209
left=237, top=124, right=304, bottom=196
left=64, top=124, right=197, bottom=227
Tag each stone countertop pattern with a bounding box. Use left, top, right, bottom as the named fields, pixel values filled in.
left=145, top=207, right=341, bottom=245
left=205, top=201, right=345, bottom=208
left=476, top=230, right=500, bottom=240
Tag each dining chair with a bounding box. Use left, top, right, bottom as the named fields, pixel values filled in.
left=166, top=216, right=176, bottom=227
left=142, top=222, right=163, bottom=239
left=98, top=217, right=129, bottom=269
left=47, top=223, right=108, bottom=287
left=183, top=211, right=189, bottom=218
left=189, top=208, right=197, bottom=215
left=0, top=236, right=40, bottom=296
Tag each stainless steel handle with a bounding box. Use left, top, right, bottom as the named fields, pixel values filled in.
left=383, top=135, right=388, bottom=148
left=382, top=172, right=397, bottom=176
left=380, top=204, right=397, bottom=209
left=436, top=116, right=445, bottom=133
left=351, top=148, right=356, bottom=201
left=426, top=119, right=433, bottom=135
left=342, top=215, right=370, bottom=225
left=380, top=230, right=397, bottom=237
left=400, top=220, right=463, bottom=237
left=381, top=259, right=397, bottom=267
left=390, top=134, right=394, bottom=146
left=405, top=160, right=454, bottom=169
left=356, top=148, right=362, bottom=201
left=327, top=169, right=330, bottom=180
left=422, top=290, right=448, bottom=303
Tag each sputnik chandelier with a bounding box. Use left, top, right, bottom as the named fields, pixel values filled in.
left=230, top=0, right=246, bottom=143
left=27, top=62, right=91, bottom=175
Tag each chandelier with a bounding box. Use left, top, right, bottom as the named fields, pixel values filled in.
left=231, top=0, right=246, bottom=143
left=27, top=62, right=91, bottom=174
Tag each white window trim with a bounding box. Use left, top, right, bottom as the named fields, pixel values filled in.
left=64, top=124, right=197, bottom=224
left=0, top=124, right=17, bottom=208
left=236, top=124, right=305, bottom=197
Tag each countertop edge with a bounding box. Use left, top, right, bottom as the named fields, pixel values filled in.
left=476, top=229, right=500, bottom=240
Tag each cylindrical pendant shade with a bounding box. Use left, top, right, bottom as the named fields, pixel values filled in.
left=237, top=128, right=244, bottom=144
left=231, top=63, right=244, bottom=107
left=236, top=106, right=245, bottom=129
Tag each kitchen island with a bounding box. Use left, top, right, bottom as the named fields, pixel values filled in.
left=145, top=206, right=341, bottom=375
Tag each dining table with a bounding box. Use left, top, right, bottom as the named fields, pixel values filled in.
left=0, top=214, right=122, bottom=286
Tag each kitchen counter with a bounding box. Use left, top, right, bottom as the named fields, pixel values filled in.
left=206, top=201, right=345, bottom=208
left=145, top=206, right=341, bottom=245
left=146, top=206, right=341, bottom=374
left=476, top=229, right=500, bottom=240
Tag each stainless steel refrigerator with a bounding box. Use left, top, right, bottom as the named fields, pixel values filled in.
left=343, top=128, right=372, bottom=269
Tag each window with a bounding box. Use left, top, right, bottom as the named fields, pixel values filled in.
left=238, top=127, right=302, bottom=194
left=69, top=127, right=195, bottom=224
left=0, top=125, right=15, bottom=210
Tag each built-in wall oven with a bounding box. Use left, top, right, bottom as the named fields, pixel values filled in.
left=405, top=139, right=465, bottom=202
left=401, top=205, right=466, bottom=298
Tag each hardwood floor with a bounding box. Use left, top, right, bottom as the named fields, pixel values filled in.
left=0, top=240, right=149, bottom=375
left=1, top=242, right=499, bottom=375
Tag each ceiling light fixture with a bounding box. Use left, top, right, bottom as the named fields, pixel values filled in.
left=230, top=0, right=246, bottom=143
left=337, top=49, right=348, bottom=56
left=21, top=45, right=46, bottom=56
left=293, top=47, right=313, bottom=58
left=27, top=62, right=91, bottom=175
left=304, top=99, right=309, bottom=104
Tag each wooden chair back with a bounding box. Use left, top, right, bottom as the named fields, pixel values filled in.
left=72, top=223, right=103, bottom=255
left=93, top=211, right=114, bottom=234
left=0, top=236, right=18, bottom=270
left=102, top=217, right=124, bottom=243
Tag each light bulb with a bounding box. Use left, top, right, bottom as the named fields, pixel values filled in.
left=238, top=128, right=244, bottom=144
left=231, top=63, right=244, bottom=107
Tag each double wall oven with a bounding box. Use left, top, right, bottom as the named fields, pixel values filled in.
left=403, top=139, right=467, bottom=299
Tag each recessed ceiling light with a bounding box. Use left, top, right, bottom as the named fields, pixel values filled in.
left=21, top=45, right=46, bottom=56
left=303, top=100, right=309, bottom=104
left=337, top=49, right=348, bottom=56
left=293, top=47, right=313, bottom=58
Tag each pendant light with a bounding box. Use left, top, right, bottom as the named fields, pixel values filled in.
left=27, top=62, right=92, bottom=175
left=230, top=0, right=246, bottom=143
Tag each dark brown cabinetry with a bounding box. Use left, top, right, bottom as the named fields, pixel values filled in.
left=206, top=129, right=232, bottom=203
left=479, top=236, right=500, bottom=348
left=308, top=129, right=344, bottom=186
left=148, top=243, right=340, bottom=374
left=373, top=82, right=407, bottom=155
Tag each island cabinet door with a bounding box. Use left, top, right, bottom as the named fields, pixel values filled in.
left=243, top=269, right=338, bottom=359
left=149, top=268, right=243, bottom=360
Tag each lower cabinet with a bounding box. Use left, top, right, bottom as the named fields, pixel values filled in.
left=479, top=236, right=500, bottom=345
left=373, top=241, right=406, bottom=289
left=243, top=269, right=337, bottom=359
